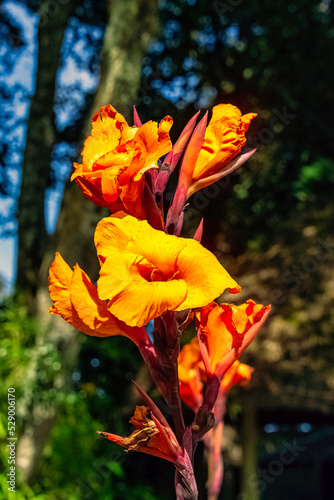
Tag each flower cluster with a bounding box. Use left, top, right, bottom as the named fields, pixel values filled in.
left=49, top=103, right=270, bottom=500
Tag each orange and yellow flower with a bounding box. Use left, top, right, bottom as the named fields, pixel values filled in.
left=196, top=300, right=271, bottom=379
left=95, top=213, right=240, bottom=327
left=98, top=405, right=183, bottom=464
left=178, top=104, right=256, bottom=199
left=72, top=104, right=173, bottom=222
left=220, top=360, right=253, bottom=392
left=48, top=252, right=148, bottom=346
left=178, top=336, right=253, bottom=412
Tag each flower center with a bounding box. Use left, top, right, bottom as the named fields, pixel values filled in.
left=134, top=256, right=180, bottom=283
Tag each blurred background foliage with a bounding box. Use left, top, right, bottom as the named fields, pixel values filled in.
left=0, top=298, right=171, bottom=499
left=0, top=0, right=334, bottom=498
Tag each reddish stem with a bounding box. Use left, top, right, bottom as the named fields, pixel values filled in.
left=205, top=390, right=227, bottom=500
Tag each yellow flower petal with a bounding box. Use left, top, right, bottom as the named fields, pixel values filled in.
left=175, top=239, right=240, bottom=310
left=95, top=214, right=239, bottom=327
left=95, top=212, right=187, bottom=271
left=98, top=251, right=187, bottom=327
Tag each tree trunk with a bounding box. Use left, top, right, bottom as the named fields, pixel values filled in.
left=90, top=0, right=159, bottom=117
left=16, top=0, right=79, bottom=309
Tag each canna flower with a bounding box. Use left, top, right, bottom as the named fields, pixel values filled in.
left=98, top=405, right=183, bottom=464
left=178, top=336, right=253, bottom=412
left=95, top=213, right=240, bottom=328
left=178, top=104, right=256, bottom=199
left=166, top=104, right=256, bottom=234
left=72, top=104, right=173, bottom=224
left=196, top=300, right=271, bottom=380
left=48, top=252, right=149, bottom=347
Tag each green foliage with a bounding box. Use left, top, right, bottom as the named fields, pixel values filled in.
left=0, top=299, right=161, bottom=499
left=0, top=298, right=50, bottom=499
left=292, top=157, right=334, bottom=201
left=0, top=297, right=64, bottom=413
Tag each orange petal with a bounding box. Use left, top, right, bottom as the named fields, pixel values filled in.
left=101, top=168, right=122, bottom=204
left=178, top=336, right=203, bottom=371
left=99, top=104, right=129, bottom=127
left=133, top=116, right=173, bottom=174
left=196, top=302, right=232, bottom=373
left=49, top=253, right=147, bottom=344
left=179, top=373, right=203, bottom=412
left=97, top=148, right=139, bottom=169
left=187, top=149, right=256, bottom=198
left=72, top=104, right=173, bottom=220
left=197, top=300, right=270, bottom=376
left=73, top=175, right=105, bottom=207
left=220, top=361, right=253, bottom=392
left=81, top=105, right=127, bottom=171
left=70, top=264, right=126, bottom=338
left=215, top=305, right=271, bottom=377
left=49, top=254, right=98, bottom=336
left=48, top=252, right=73, bottom=324
left=191, top=104, right=257, bottom=184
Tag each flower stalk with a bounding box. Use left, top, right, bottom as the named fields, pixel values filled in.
left=205, top=391, right=227, bottom=500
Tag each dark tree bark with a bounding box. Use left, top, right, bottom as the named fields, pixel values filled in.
left=16, top=0, right=79, bottom=308
left=90, top=0, right=159, bottom=116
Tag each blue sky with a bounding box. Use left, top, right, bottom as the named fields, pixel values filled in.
left=0, top=0, right=38, bottom=296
